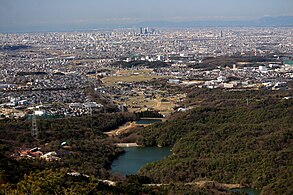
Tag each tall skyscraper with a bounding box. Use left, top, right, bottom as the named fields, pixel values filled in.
left=145, top=27, right=149, bottom=35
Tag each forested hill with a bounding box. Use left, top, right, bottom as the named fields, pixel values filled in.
left=0, top=112, right=226, bottom=194
left=137, top=89, right=293, bottom=195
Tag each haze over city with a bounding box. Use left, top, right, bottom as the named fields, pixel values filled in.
left=1, top=0, right=293, bottom=32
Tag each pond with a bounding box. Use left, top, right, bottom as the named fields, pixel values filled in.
left=111, top=147, right=170, bottom=176
left=230, top=187, right=261, bottom=195
left=135, top=119, right=162, bottom=125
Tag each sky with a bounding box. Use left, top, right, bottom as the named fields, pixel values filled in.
left=0, top=0, right=292, bottom=32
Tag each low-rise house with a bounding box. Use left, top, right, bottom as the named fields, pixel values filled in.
left=40, top=151, right=61, bottom=161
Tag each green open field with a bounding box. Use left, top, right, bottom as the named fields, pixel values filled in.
left=102, top=75, right=161, bottom=86
left=102, top=69, right=185, bottom=116
left=101, top=69, right=162, bottom=86
left=115, top=93, right=186, bottom=116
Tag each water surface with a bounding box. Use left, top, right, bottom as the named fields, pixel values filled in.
left=230, top=188, right=261, bottom=195
left=135, top=119, right=162, bottom=125
left=111, top=147, right=170, bottom=175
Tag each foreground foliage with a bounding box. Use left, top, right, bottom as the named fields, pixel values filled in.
left=138, top=89, right=293, bottom=194
left=0, top=113, right=137, bottom=184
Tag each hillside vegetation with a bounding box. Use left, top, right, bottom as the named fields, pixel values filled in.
left=0, top=113, right=136, bottom=185
left=137, top=89, right=293, bottom=194
left=0, top=111, right=222, bottom=194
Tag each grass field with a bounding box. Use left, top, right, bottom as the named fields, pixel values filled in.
left=115, top=93, right=185, bottom=116
left=101, top=69, right=162, bottom=86
left=102, top=68, right=185, bottom=116
left=102, top=75, right=161, bottom=86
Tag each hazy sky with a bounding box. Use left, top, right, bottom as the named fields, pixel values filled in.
left=0, top=0, right=292, bottom=32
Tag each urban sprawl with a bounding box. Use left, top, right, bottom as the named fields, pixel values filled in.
left=1, top=27, right=293, bottom=120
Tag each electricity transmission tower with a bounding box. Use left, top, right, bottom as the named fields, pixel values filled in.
left=31, top=112, right=38, bottom=138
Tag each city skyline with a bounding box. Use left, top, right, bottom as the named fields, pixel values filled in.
left=0, top=0, right=293, bottom=32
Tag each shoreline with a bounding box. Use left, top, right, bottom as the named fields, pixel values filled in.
left=115, top=143, right=142, bottom=147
